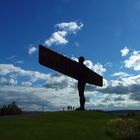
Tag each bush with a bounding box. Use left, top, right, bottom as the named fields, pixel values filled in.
left=106, top=118, right=140, bottom=140
left=0, top=102, right=22, bottom=116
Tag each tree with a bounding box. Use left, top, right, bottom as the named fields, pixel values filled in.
left=0, top=102, right=22, bottom=116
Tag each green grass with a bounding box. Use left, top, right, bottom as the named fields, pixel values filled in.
left=0, top=111, right=115, bottom=140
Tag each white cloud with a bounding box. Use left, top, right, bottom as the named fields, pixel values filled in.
left=0, top=83, right=138, bottom=112
left=22, top=81, right=32, bottom=87
left=0, top=77, right=17, bottom=86
left=120, top=46, right=129, bottom=56
left=71, top=57, right=106, bottom=75
left=0, top=71, right=140, bottom=111
left=2, top=54, right=140, bottom=110
left=55, top=22, right=83, bottom=34
left=98, top=93, right=140, bottom=110
left=44, top=21, right=84, bottom=47
left=28, top=47, right=37, bottom=55
left=85, top=61, right=105, bottom=75
left=43, top=72, right=76, bottom=90
left=124, top=50, right=140, bottom=70
left=111, top=72, right=130, bottom=77
left=0, top=58, right=105, bottom=91
left=93, top=63, right=106, bottom=75
left=0, top=86, right=79, bottom=111
left=45, top=31, right=68, bottom=47
left=0, top=64, right=49, bottom=83
left=99, top=74, right=140, bottom=95
left=0, top=64, right=22, bottom=75
left=9, top=78, right=17, bottom=85
left=27, top=71, right=50, bottom=82
left=84, top=60, right=94, bottom=70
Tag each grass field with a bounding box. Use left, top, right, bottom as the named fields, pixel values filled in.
left=0, top=111, right=116, bottom=140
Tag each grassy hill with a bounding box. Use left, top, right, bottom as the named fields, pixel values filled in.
left=0, top=111, right=115, bottom=140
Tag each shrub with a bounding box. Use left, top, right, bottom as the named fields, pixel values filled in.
left=106, top=118, right=140, bottom=140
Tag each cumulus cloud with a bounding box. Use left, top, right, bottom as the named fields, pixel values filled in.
left=84, top=60, right=93, bottom=69
left=1, top=57, right=140, bottom=110
left=120, top=46, right=129, bottom=56
left=0, top=86, right=79, bottom=111
left=0, top=58, right=106, bottom=90
left=0, top=65, right=58, bottom=110
left=93, top=63, right=106, bottom=75
left=0, top=77, right=17, bottom=86
left=85, top=91, right=140, bottom=111
left=43, top=72, right=77, bottom=90
left=98, top=74, right=140, bottom=95
left=97, top=93, right=140, bottom=110
left=28, top=47, right=37, bottom=55
left=104, top=95, right=125, bottom=102
left=84, top=60, right=106, bottom=75
left=124, top=50, right=140, bottom=70
left=55, top=22, right=83, bottom=34
left=0, top=64, right=49, bottom=84
left=44, top=21, right=83, bottom=47
left=1, top=83, right=138, bottom=111
left=0, top=72, right=140, bottom=111
left=0, top=64, right=22, bottom=75
left=79, top=58, right=106, bottom=75
left=45, top=31, right=68, bottom=47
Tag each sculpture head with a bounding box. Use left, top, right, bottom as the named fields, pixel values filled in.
left=79, top=56, right=85, bottom=64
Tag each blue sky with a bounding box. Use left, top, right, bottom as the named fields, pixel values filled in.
left=0, top=0, right=140, bottom=111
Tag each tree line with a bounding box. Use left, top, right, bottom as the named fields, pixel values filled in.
left=0, top=101, right=22, bottom=116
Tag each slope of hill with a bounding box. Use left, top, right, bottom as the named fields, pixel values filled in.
left=0, top=111, right=115, bottom=140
